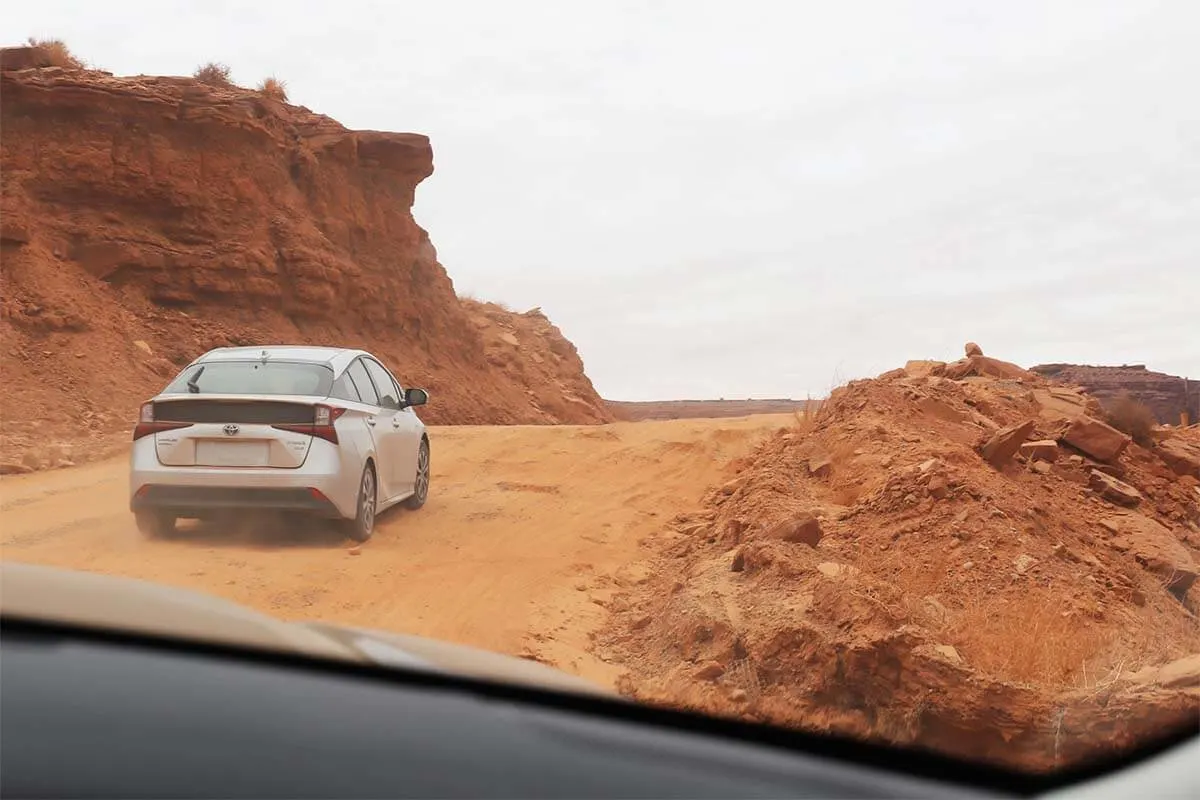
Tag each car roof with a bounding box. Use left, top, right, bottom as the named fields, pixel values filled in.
left=194, top=346, right=371, bottom=372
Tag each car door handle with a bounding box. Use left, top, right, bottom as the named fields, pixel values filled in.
left=366, top=417, right=376, bottom=427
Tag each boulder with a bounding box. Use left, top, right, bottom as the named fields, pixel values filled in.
left=980, top=419, right=1036, bottom=467
left=1156, top=439, right=1200, bottom=479
left=1014, top=554, right=1038, bottom=575
left=1156, top=654, right=1200, bottom=689
left=1031, top=387, right=1091, bottom=424
left=943, top=355, right=1031, bottom=381
left=807, top=453, right=832, bottom=478
left=1019, top=440, right=1059, bottom=462
left=1062, top=416, right=1131, bottom=463
left=1103, top=514, right=1197, bottom=595
left=904, top=360, right=947, bottom=377
left=816, top=562, right=859, bottom=579
left=767, top=513, right=824, bottom=547
left=964, top=342, right=984, bottom=357
left=933, top=645, right=963, bottom=665
left=1089, top=470, right=1142, bottom=507
left=927, top=474, right=950, bottom=498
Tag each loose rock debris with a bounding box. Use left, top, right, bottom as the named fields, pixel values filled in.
left=599, top=347, right=1200, bottom=773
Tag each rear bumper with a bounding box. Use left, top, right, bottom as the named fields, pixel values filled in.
left=129, top=437, right=358, bottom=519
left=130, top=485, right=341, bottom=517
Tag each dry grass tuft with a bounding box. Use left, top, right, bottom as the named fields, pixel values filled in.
left=942, top=591, right=1113, bottom=687
left=1105, top=391, right=1156, bottom=447
left=940, top=588, right=1199, bottom=689
left=193, top=62, right=234, bottom=87
left=792, top=396, right=822, bottom=436
left=257, top=76, right=288, bottom=101
left=26, top=37, right=84, bottom=69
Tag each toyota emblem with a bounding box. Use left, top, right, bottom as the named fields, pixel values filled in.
left=222, top=424, right=240, bottom=436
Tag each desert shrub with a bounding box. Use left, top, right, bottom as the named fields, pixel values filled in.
left=193, top=62, right=233, bottom=87
left=1105, top=391, right=1156, bottom=447
left=257, top=76, right=288, bottom=101
left=26, top=37, right=84, bottom=69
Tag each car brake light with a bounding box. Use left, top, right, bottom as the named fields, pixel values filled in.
left=272, top=404, right=346, bottom=445
left=132, top=402, right=193, bottom=441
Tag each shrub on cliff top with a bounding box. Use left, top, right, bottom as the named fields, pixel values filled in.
left=193, top=62, right=234, bottom=87
left=257, top=76, right=288, bottom=101
left=1105, top=391, right=1156, bottom=447
left=26, top=37, right=84, bottom=69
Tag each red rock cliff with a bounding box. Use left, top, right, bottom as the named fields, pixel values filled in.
left=1030, top=364, right=1197, bottom=424
left=0, top=51, right=611, bottom=467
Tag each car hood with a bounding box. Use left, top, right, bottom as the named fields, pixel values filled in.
left=0, top=561, right=611, bottom=698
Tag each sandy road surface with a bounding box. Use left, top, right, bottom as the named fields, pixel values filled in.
left=0, top=415, right=789, bottom=687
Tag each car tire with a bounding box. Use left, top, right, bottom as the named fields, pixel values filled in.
left=135, top=510, right=177, bottom=538
left=404, top=438, right=430, bottom=510
left=342, top=463, right=377, bottom=543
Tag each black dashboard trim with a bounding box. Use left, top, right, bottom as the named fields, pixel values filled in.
left=2, top=614, right=1195, bottom=797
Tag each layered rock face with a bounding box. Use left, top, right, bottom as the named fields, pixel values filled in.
left=1, top=49, right=611, bottom=467
left=1031, top=364, right=1197, bottom=424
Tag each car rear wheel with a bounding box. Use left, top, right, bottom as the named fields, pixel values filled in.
left=341, top=464, right=376, bottom=543
left=135, top=510, right=177, bottom=538
left=404, top=438, right=430, bottom=510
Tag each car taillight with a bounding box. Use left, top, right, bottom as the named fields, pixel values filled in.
left=132, top=402, right=193, bottom=441
left=272, top=404, right=346, bottom=445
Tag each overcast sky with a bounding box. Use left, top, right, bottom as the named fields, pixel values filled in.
left=12, top=1, right=1200, bottom=399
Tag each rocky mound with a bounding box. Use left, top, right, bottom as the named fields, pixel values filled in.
left=599, top=345, right=1200, bottom=772
left=0, top=48, right=610, bottom=470
left=1030, top=363, right=1197, bottom=425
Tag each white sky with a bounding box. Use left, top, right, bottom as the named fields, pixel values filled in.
left=11, top=0, right=1200, bottom=400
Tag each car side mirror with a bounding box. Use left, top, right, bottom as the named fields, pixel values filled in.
left=403, top=387, right=428, bottom=408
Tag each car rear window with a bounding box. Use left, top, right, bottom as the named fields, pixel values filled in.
left=163, top=361, right=335, bottom=397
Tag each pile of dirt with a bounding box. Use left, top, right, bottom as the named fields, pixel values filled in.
left=0, top=49, right=610, bottom=471
left=607, top=399, right=811, bottom=422
left=1030, top=363, right=1197, bottom=425
left=599, top=344, right=1200, bottom=772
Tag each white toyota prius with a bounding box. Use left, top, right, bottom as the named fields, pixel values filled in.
left=129, top=346, right=430, bottom=542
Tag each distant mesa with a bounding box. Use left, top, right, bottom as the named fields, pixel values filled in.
left=1030, top=363, right=1197, bottom=424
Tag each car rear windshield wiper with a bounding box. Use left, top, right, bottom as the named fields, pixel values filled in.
left=185, top=366, right=205, bottom=394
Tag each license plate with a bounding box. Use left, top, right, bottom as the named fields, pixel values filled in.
left=196, top=440, right=270, bottom=467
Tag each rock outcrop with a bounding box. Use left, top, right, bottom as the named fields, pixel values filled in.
left=1031, top=364, right=1197, bottom=424
left=0, top=54, right=611, bottom=467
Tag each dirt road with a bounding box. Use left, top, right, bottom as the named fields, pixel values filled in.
left=0, top=415, right=789, bottom=687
